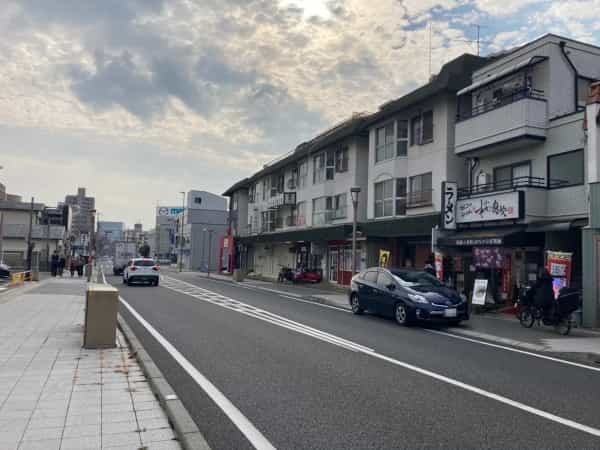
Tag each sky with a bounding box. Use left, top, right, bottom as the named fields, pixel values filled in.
left=1, top=0, right=599, bottom=228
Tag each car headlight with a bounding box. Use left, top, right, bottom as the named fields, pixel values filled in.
left=408, top=293, right=429, bottom=304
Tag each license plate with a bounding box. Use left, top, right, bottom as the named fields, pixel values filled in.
left=444, top=308, right=457, bottom=318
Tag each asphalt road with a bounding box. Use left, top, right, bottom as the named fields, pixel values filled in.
left=108, top=271, right=600, bottom=450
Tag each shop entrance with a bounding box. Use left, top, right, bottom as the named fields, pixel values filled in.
left=327, top=242, right=353, bottom=285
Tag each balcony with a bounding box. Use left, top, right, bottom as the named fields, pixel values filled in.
left=407, top=190, right=433, bottom=208
left=457, top=176, right=567, bottom=199
left=2, top=224, right=65, bottom=240
left=455, top=90, right=547, bottom=155
left=268, top=192, right=296, bottom=209
left=312, top=208, right=348, bottom=226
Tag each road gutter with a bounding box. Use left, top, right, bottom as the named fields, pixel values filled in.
left=117, top=312, right=212, bottom=450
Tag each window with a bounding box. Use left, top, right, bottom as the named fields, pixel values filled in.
left=377, top=271, right=393, bottom=288
left=270, top=174, right=281, bottom=197
left=312, top=196, right=328, bottom=225
left=396, top=120, right=408, bottom=156
left=409, top=172, right=433, bottom=206
left=288, top=167, right=298, bottom=189
left=332, top=193, right=347, bottom=219
left=494, top=162, right=531, bottom=189
left=194, top=197, right=202, bottom=204
left=262, top=178, right=269, bottom=201
left=335, top=148, right=349, bottom=172
left=374, top=179, right=394, bottom=218
left=298, top=160, right=308, bottom=189
left=363, top=270, right=378, bottom=283
left=375, top=123, right=395, bottom=162
left=326, top=151, right=335, bottom=180
left=410, top=116, right=421, bottom=146
left=422, top=110, right=433, bottom=143
left=313, top=153, right=325, bottom=184
left=395, top=178, right=407, bottom=215
left=296, top=201, right=306, bottom=226
left=410, top=111, right=433, bottom=145
left=232, top=196, right=238, bottom=210
left=548, top=150, right=584, bottom=188
left=248, top=184, right=255, bottom=203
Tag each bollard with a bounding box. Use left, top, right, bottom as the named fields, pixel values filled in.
left=83, top=283, right=119, bottom=349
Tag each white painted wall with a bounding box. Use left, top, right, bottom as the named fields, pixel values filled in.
left=367, top=94, right=455, bottom=219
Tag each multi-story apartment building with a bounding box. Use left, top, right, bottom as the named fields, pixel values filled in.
left=224, top=114, right=370, bottom=285
left=64, top=187, right=95, bottom=236
left=362, top=54, right=488, bottom=270
left=438, top=34, right=600, bottom=307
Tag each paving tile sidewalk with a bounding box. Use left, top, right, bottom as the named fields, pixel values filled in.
left=0, top=277, right=181, bottom=450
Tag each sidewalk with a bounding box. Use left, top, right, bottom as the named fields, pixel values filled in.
left=176, top=270, right=600, bottom=364
left=0, top=277, right=180, bottom=450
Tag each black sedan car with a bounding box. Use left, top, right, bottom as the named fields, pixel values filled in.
left=349, top=267, right=468, bottom=326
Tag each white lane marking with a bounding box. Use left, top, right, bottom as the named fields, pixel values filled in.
left=425, top=329, right=600, bottom=373
left=176, top=274, right=352, bottom=314
left=159, top=276, right=371, bottom=353
left=160, top=275, right=600, bottom=439
left=101, top=270, right=107, bottom=284
left=365, top=348, right=600, bottom=438
left=119, top=297, right=277, bottom=450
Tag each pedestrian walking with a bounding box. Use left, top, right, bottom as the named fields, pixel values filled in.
left=58, top=256, right=66, bottom=277
left=70, top=258, right=76, bottom=277
left=76, top=258, right=84, bottom=277
left=50, top=251, right=59, bottom=277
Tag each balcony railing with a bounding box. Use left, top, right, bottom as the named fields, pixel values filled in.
left=285, top=215, right=297, bottom=227
left=458, top=88, right=545, bottom=122
left=407, top=190, right=433, bottom=208
left=2, top=224, right=65, bottom=239
left=268, top=192, right=297, bottom=209
left=457, top=176, right=569, bottom=199
left=312, top=208, right=348, bottom=226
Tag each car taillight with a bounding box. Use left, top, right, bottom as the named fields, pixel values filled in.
left=152, top=266, right=160, bottom=272
left=130, top=266, right=138, bottom=271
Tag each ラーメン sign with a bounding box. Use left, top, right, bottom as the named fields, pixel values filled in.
left=456, top=191, right=524, bottom=224
left=441, top=181, right=457, bottom=230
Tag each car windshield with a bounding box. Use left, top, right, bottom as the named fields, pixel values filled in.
left=134, top=260, right=155, bottom=267
left=391, top=270, right=443, bottom=288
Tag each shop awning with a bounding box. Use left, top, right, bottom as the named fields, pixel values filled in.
left=438, top=226, right=527, bottom=247
left=456, top=56, right=548, bottom=96
left=526, top=218, right=588, bottom=233
left=239, top=224, right=354, bottom=244
left=362, top=215, right=439, bottom=238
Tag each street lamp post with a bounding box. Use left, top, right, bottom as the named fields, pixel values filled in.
left=206, top=229, right=214, bottom=278
left=350, top=187, right=361, bottom=274
left=26, top=197, right=34, bottom=271
left=178, top=192, right=185, bottom=272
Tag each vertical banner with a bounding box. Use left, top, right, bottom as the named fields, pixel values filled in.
left=545, top=251, right=573, bottom=298
left=472, top=279, right=488, bottom=305
left=502, top=254, right=512, bottom=299
left=441, top=181, right=457, bottom=230
left=379, top=250, right=390, bottom=268
left=434, top=252, right=444, bottom=281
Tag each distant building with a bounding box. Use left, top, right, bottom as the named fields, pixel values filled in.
left=124, top=223, right=147, bottom=249
left=64, top=187, right=95, bottom=236
left=178, top=191, right=228, bottom=271
left=97, top=221, right=124, bottom=257
left=155, top=206, right=184, bottom=260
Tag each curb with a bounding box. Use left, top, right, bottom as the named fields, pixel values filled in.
left=117, top=313, right=211, bottom=450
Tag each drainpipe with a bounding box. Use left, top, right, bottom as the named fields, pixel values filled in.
left=559, top=41, right=579, bottom=113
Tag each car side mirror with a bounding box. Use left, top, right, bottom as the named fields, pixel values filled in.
left=387, top=283, right=396, bottom=291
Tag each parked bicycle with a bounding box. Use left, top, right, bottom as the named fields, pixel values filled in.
left=517, top=286, right=581, bottom=335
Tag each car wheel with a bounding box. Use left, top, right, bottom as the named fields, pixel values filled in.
left=122, top=276, right=127, bottom=285
left=126, top=278, right=133, bottom=286
left=395, top=303, right=411, bottom=326
left=154, top=278, right=159, bottom=287
left=448, top=319, right=462, bottom=326
left=350, top=293, right=364, bottom=315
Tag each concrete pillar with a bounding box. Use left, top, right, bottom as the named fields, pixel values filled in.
left=581, top=83, right=600, bottom=327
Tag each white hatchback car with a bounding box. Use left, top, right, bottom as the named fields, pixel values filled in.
left=123, top=258, right=160, bottom=286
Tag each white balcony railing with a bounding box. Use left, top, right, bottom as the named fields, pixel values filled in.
left=455, top=95, right=547, bottom=154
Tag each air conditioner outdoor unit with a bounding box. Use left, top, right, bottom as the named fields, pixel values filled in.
left=476, top=172, right=492, bottom=191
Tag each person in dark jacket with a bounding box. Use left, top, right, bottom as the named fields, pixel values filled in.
left=533, top=268, right=554, bottom=318
left=50, top=252, right=59, bottom=277
left=58, top=256, right=66, bottom=277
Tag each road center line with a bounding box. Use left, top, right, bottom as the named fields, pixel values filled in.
left=159, top=275, right=600, bottom=439
left=424, top=329, right=600, bottom=373
left=119, top=296, right=277, bottom=450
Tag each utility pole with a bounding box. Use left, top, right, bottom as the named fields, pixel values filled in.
left=26, top=197, right=34, bottom=271
left=476, top=24, right=480, bottom=56
left=350, top=187, right=361, bottom=274
left=206, top=229, right=213, bottom=278
left=45, top=208, right=50, bottom=271
left=178, top=191, right=185, bottom=272
left=0, top=210, right=4, bottom=264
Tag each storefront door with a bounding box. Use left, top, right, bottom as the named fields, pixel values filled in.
left=329, top=249, right=338, bottom=282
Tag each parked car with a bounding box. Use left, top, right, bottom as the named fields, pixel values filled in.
left=123, top=258, right=160, bottom=286
left=349, top=268, right=469, bottom=326
left=0, top=262, right=10, bottom=279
